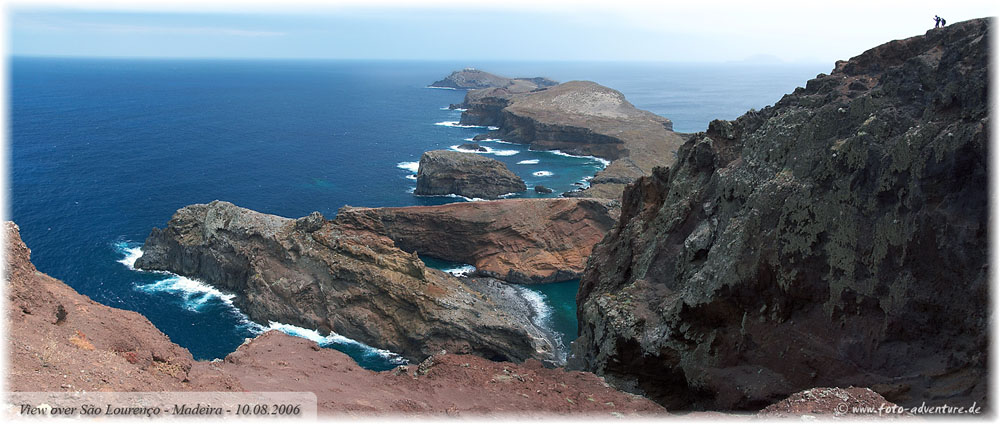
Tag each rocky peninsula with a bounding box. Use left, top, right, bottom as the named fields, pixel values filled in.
left=415, top=150, right=527, bottom=199
left=571, top=18, right=989, bottom=411
left=456, top=80, right=687, bottom=198
left=336, top=198, right=619, bottom=284
left=133, top=201, right=557, bottom=364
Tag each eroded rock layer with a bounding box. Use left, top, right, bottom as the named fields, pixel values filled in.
left=336, top=198, right=620, bottom=284
left=134, top=201, right=558, bottom=364
left=572, top=19, right=989, bottom=410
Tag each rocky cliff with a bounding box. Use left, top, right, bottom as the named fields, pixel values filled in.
left=415, top=150, right=527, bottom=199
left=460, top=81, right=687, bottom=199
left=572, top=19, right=989, bottom=411
left=5, top=220, right=904, bottom=417
left=134, top=201, right=558, bottom=364
left=5, top=222, right=243, bottom=392
left=431, top=68, right=558, bottom=91
left=336, top=198, right=620, bottom=284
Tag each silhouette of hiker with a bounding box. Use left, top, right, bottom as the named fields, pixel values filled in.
left=934, top=15, right=947, bottom=28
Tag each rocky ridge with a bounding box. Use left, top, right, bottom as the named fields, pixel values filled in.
left=415, top=150, right=527, bottom=199
left=459, top=80, right=686, bottom=198
left=336, top=198, right=620, bottom=284
left=571, top=18, right=989, bottom=410
left=133, top=201, right=557, bottom=364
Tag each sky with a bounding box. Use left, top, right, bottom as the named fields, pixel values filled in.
left=4, top=1, right=999, bottom=63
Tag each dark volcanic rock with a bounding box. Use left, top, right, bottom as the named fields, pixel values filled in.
left=459, top=81, right=686, bottom=199
left=415, top=150, right=527, bottom=199
left=431, top=68, right=557, bottom=90
left=135, top=201, right=558, bottom=364
left=534, top=185, right=554, bottom=194
left=336, top=198, right=619, bottom=284
left=457, top=142, right=488, bottom=152
left=572, top=19, right=989, bottom=411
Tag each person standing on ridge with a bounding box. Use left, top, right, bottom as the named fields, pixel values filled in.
left=934, top=15, right=942, bottom=28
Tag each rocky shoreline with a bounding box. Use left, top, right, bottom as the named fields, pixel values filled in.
left=7, top=18, right=991, bottom=417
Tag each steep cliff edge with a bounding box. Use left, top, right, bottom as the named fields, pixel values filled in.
left=572, top=19, right=989, bottom=411
left=5, top=222, right=243, bottom=392
left=336, top=198, right=620, bottom=284
left=134, top=201, right=559, bottom=364
left=461, top=81, right=687, bottom=199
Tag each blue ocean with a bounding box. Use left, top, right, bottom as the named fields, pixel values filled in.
left=9, top=58, right=826, bottom=369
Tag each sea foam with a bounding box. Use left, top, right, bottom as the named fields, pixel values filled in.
left=517, top=159, right=540, bottom=165
left=397, top=161, right=420, bottom=173
left=435, top=121, right=490, bottom=129
left=443, top=264, right=477, bottom=277
left=114, top=242, right=407, bottom=365
left=545, top=150, right=612, bottom=168
left=533, top=171, right=554, bottom=177
left=262, top=322, right=407, bottom=365
left=449, top=145, right=519, bottom=156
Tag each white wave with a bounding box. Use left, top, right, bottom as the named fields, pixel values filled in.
left=407, top=187, right=416, bottom=193
left=439, top=107, right=468, bottom=112
left=114, top=242, right=143, bottom=271
left=517, top=159, right=540, bottom=165
left=425, top=86, right=457, bottom=90
left=487, top=126, right=500, bottom=131
left=406, top=175, right=418, bottom=181
left=397, top=161, right=420, bottom=173
left=449, top=144, right=520, bottom=157
left=493, top=140, right=523, bottom=145
left=533, top=171, right=554, bottom=177
left=498, top=192, right=519, bottom=199
left=135, top=275, right=236, bottom=312
left=515, top=286, right=553, bottom=327
left=443, top=264, right=477, bottom=277
left=263, top=321, right=407, bottom=365
left=415, top=193, right=487, bottom=202
left=544, top=150, right=612, bottom=168
left=435, top=121, right=490, bottom=129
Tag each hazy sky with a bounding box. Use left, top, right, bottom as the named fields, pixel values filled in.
left=6, top=0, right=997, bottom=63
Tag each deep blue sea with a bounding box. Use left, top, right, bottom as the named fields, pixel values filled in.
left=9, top=58, right=827, bottom=369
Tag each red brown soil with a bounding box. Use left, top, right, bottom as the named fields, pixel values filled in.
left=759, top=387, right=904, bottom=418
left=219, top=330, right=665, bottom=416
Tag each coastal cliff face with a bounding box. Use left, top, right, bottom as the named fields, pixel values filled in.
left=5, top=222, right=243, bottom=392
left=134, top=201, right=558, bottom=364
left=415, top=150, right=527, bottom=199
left=572, top=19, right=989, bottom=411
left=336, top=198, right=620, bottom=284
left=462, top=81, right=686, bottom=199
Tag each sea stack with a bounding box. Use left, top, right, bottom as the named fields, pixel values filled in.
left=415, top=150, right=526, bottom=199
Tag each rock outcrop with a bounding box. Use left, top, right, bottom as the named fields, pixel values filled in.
left=134, top=201, right=558, bottom=364
left=459, top=81, right=687, bottom=198
left=5, top=222, right=243, bottom=392
left=6, top=221, right=665, bottom=416
left=336, top=198, right=620, bottom=284
left=758, top=387, right=900, bottom=418
left=431, top=68, right=558, bottom=91
left=415, top=150, right=527, bottom=199
left=572, top=19, right=989, bottom=410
